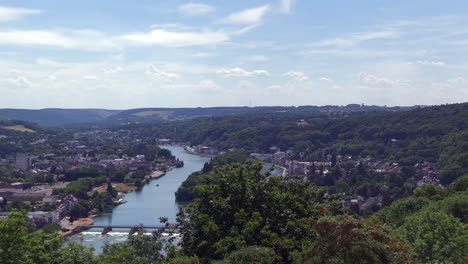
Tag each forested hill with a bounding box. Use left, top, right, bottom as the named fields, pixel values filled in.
left=0, top=104, right=413, bottom=127
left=124, top=102, right=468, bottom=184
left=0, top=108, right=120, bottom=127
left=104, top=104, right=413, bottom=123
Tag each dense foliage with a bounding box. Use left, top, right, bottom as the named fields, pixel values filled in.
left=175, top=151, right=249, bottom=201
left=295, top=215, right=413, bottom=264
left=0, top=211, right=98, bottom=264
left=177, top=162, right=344, bottom=263
left=376, top=177, right=468, bottom=263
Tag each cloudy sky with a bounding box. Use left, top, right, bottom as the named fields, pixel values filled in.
left=1, top=0, right=468, bottom=109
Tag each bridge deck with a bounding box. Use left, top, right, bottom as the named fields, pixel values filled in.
left=78, top=225, right=166, bottom=229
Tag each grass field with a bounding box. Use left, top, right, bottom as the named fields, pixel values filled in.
left=131, top=110, right=174, bottom=119
left=1, top=125, right=36, bottom=132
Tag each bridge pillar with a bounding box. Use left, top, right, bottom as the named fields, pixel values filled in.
left=130, top=226, right=142, bottom=235
left=102, top=226, right=112, bottom=235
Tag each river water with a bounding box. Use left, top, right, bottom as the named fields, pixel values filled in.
left=68, top=146, right=283, bottom=253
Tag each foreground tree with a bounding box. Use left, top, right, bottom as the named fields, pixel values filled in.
left=213, top=246, right=278, bottom=264
left=0, top=210, right=97, bottom=264
left=295, top=215, right=414, bottom=264
left=178, top=162, right=339, bottom=263
left=100, top=229, right=172, bottom=264
left=396, top=210, right=468, bottom=264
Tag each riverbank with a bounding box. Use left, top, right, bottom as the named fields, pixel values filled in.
left=183, top=146, right=216, bottom=158
left=148, top=170, right=165, bottom=179
left=262, top=162, right=288, bottom=177
left=90, top=182, right=138, bottom=195
left=146, top=166, right=176, bottom=179
left=60, top=214, right=96, bottom=236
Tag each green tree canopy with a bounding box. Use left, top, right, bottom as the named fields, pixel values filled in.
left=178, top=162, right=339, bottom=263
left=295, top=215, right=413, bottom=264
left=395, top=210, right=468, bottom=264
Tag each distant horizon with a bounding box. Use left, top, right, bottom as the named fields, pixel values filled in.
left=0, top=102, right=457, bottom=111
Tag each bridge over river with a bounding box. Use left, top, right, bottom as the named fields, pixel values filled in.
left=77, top=225, right=173, bottom=235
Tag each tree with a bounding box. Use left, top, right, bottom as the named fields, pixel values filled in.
left=107, top=181, right=117, bottom=198
left=0, top=210, right=34, bottom=264
left=178, top=162, right=335, bottom=263
left=396, top=210, right=468, bottom=264
left=10, top=199, right=31, bottom=211
left=0, top=210, right=97, bottom=264
left=52, top=242, right=99, bottom=264
left=413, top=184, right=447, bottom=201
left=449, top=174, right=468, bottom=192
left=295, top=215, right=414, bottom=264
left=214, top=246, right=278, bottom=264
left=375, top=197, right=430, bottom=228
left=100, top=229, right=171, bottom=264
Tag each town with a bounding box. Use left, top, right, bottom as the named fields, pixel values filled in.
left=0, top=126, right=182, bottom=231
left=185, top=141, right=441, bottom=213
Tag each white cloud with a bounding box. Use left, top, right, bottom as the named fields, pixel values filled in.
left=0, top=29, right=118, bottom=50
left=247, top=55, right=270, bottom=61
left=221, top=5, right=270, bottom=25
left=103, top=66, right=124, bottom=74
left=319, top=77, right=334, bottom=82
left=412, top=60, right=447, bottom=66
left=283, top=71, right=309, bottom=81
left=359, top=72, right=397, bottom=88
left=36, top=58, right=64, bottom=67
left=217, top=67, right=270, bottom=77
left=308, top=31, right=398, bottom=48
left=178, top=2, right=215, bottom=16
left=196, top=79, right=221, bottom=92
left=279, top=0, right=294, bottom=14
left=6, top=76, right=32, bottom=88
left=428, top=77, right=468, bottom=103
left=146, top=65, right=180, bottom=79
left=150, top=23, right=193, bottom=31
left=122, top=29, right=228, bottom=47
left=0, top=6, right=41, bottom=22
left=46, top=75, right=57, bottom=81
left=82, top=75, right=98, bottom=80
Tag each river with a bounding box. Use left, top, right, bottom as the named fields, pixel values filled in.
left=68, top=145, right=283, bottom=253
left=68, top=145, right=210, bottom=253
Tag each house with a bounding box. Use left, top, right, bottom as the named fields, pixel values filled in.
left=51, top=195, right=78, bottom=223
left=360, top=197, right=383, bottom=210
left=158, top=138, right=172, bottom=144
left=296, top=119, right=309, bottom=127
left=43, top=195, right=60, bottom=205
left=28, top=211, right=53, bottom=228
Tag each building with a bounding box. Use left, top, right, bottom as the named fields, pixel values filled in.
left=28, top=211, right=53, bottom=228
left=0, top=192, right=46, bottom=201
left=51, top=195, right=78, bottom=223
left=14, top=153, right=31, bottom=170
left=0, top=182, right=23, bottom=192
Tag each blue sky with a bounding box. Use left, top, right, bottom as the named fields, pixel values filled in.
left=1, top=0, right=467, bottom=109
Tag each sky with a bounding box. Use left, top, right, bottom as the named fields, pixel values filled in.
left=1, top=0, right=468, bottom=109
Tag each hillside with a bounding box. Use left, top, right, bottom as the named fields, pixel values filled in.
left=0, top=105, right=415, bottom=127
left=0, top=108, right=121, bottom=127
left=127, top=102, right=467, bottom=185
left=105, top=105, right=415, bottom=123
